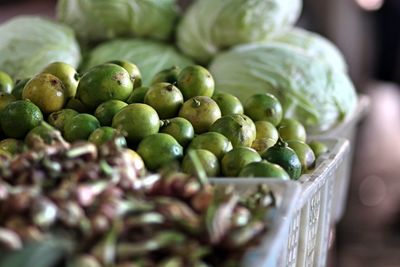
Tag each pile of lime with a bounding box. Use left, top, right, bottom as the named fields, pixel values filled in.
left=0, top=62, right=328, bottom=180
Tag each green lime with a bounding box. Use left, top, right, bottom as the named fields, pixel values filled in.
left=261, top=138, right=302, bottom=180
left=212, top=92, right=244, bottom=116
left=244, top=93, right=283, bottom=126
left=94, top=100, right=128, bottom=126
left=65, top=98, right=89, bottom=113
left=76, top=64, right=133, bottom=110
left=88, top=127, right=127, bottom=147
left=308, top=140, right=329, bottom=158
left=182, top=149, right=220, bottom=177
left=126, top=87, right=150, bottom=104
left=144, top=83, right=183, bottom=119
left=210, top=114, right=256, bottom=148
left=22, top=73, right=66, bottom=113
left=251, top=138, right=277, bottom=155
left=0, top=100, right=43, bottom=139
left=12, top=78, right=30, bottom=100
left=287, top=140, right=316, bottom=173
left=177, top=65, right=214, bottom=100
left=112, top=103, right=160, bottom=144
left=47, top=109, right=79, bottom=132
left=108, top=60, right=142, bottom=88
left=188, top=132, right=233, bottom=160
left=179, top=96, right=221, bottom=134
left=255, top=121, right=279, bottom=141
left=41, top=62, right=79, bottom=99
left=137, top=133, right=183, bottom=171
left=151, top=66, right=181, bottom=85
left=239, top=160, right=290, bottom=180
left=25, top=123, right=58, bottom=147
left=221, top=147, right=261, bottom=177
left=0, top=71, right=13, bottom=94
left=0, top=92, right=16, bottom=112
left=64, top=114, right=100, bottom=142
left=0, top=138, right=24, bottom=155
left=160, top=117, right=194, bottom=147
left=277, top=118, right=307, bottom=142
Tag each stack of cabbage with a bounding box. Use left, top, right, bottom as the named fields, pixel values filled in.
left=0, top=0, right=357, bottom=133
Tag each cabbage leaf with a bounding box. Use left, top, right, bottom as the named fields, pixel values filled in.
left=176, top=0, right=302, bottom=63
left=57, top=0, right=179, bottom=43
left=209, top=43, right=357, bottom=133
left=0, top=16, right=81, bottom=80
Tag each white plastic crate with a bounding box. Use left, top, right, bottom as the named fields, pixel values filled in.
left=210, top=179, right=301, bottom=267
left=310, top=94, right=370, bottom=222
left=211, top=138, right=350, bottom=267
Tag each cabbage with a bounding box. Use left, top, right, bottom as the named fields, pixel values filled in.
left=176, top=0, right=302, bottom=63
left=0, top=16, right=81, bottom=80
left=209, top=43, right=358, bottom=133
left=271, top=28, right=347, bottom=72
left=57, top=0, right=179, bottom=43
left=83, top=39, right=194, bottom=85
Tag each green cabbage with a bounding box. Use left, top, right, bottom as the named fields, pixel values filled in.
left=83, top=39, right=194, bottom=85
left=57, top=0, right=179, bottom=43
left=209, top=43, right=357, bottom=133
left=0, top=16, right=81, bottom=80
left=271, top=28, right=347, bottom=72
left=176, top=0, right=302, bottom=63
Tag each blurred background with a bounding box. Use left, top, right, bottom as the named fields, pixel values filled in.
left=0, top=0, right=399, bottom=266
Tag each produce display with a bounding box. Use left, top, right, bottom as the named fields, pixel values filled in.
left=0, top=62, right=327, bottom=180
left=0, top=135, right=277, bottom=267
left=0, top=0, right=358, bottom=265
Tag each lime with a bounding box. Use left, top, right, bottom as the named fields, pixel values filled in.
left=251, top=138, right=277, bottom=155
left=0, top=138, right=24, bottom=155
left=179, top=96, right=221, bottom=134
left=22, top=73, right=66, bottom=113
left=41, top=62, right=79, bottom=99
left=108, top=60, right=142, bottom=88
left=151, top=66, right=181, bottom=85
left=12, top=78, right=30, bottom=100
left=137, top=133, right=183, bottom=171
left=277, top=118, right=307, bottom=142
left=126, top=87, right=150, bottom=104
left=182, top=149, right=220, bottom=177
left=76, top=64, right=133, bottom=110
left=0, top=71, right=13, bottom=94
left=0, top=92, right=16, bottom=112
left=112, top=103, right=160, bottom=144
left=287, top=140, right=316, bottom=172
left=88, top=127, right=127, bottom=147
left=25, top=123, right=58, bottom=147
left=144, top=83, right=183, bottom=119
left=212, top=92, right=244, bottom=116
left=0, top=100, right=43, bottom=139
left=177, top=65, right=214, bottom=100
left=239, top=161, right=290, bottom=180
left=221, top=147, right=261, bottom=177
left=47, top=109, right=79, bottom=132
left=308, top=140, right=329, bottom=158
left=160, top=117, right=194, bottom=147
left=244, top=93, right=283, bottom=126
left=255, top=121, right=279, bottom=141
left=94, top=100, right=128, bottom=126
left=261, top=138, right=302, bottom=180
left=210, top=114, right=256, bottom=148
left=188, top=132, right=233, bottom=160
left=64, top=114, right=100, bottom=142
left=0, top=148, right=12, bottom=159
